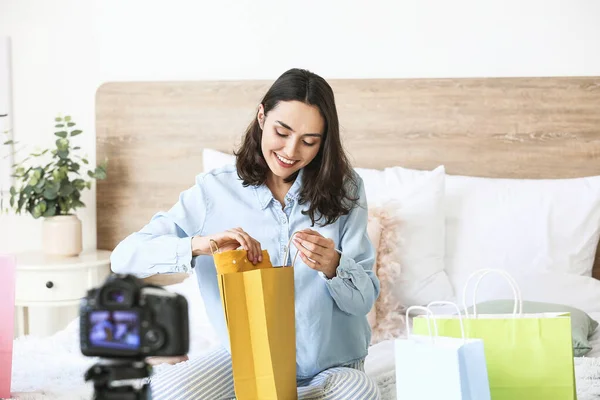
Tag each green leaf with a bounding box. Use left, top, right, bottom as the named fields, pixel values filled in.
left=55, top=131, right=68, bottom=138
left=43, top=202, right=56, bottom=217
left=91, top=166, right=107, bottom=180
left=58, top=198, right=68, bottom=214
left=72, top=199, right=85, bottom=209
left=81, top=158, right=89, bottom=164
left=55, top=117, right=62, bottom=122
left=70, top=130, right=82, bottom=137
left=29, top=176, right=39, bottom=186
left=64, top=116, right=71, bottom=122
left=35, top=177, right=46, bottom=189
left=86, top=181, right=91, bottom=189
left=73, top=179, right=86, bottom=190
left=33, top=168, right=43, bottom=179
left=43, top=186, right=59, bottom=200
left=70, top=162, right=80, bottom=172
left=59, top=182, right=74, bottom=196
left=55, top=124, right=65, bottom=128
left=74, top=146, right=81, bottom=150
left=3, top=140, right=14, bottom=145
left=67, top=122, right=75, bottom=127
left=9, top=186, right=16, bottom=196
left=17, top=193, right=26, bottom=210
left=32, top=204, right=42, bottom=218
left=57, top=149, right=69, bottom=159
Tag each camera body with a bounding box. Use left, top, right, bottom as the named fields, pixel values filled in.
left=80, top=274, right=189, bottom=359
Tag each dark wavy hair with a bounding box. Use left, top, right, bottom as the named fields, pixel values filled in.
left=235, top=68, right=359, bottom=226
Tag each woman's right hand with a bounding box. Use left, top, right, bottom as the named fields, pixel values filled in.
left=192, top=228, right=263, bottom=264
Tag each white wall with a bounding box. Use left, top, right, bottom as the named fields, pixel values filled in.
left=1, top=0, right=599, bottom=334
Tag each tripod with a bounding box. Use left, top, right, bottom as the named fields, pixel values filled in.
left=84, top=358, right=153, bottom=400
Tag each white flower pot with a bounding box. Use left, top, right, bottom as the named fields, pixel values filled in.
left=42, top=215, right=83, bottom=257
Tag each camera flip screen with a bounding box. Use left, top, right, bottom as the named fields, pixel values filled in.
left=89, top=310, right=141, bottom=350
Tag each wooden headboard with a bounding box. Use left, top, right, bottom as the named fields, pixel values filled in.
left=96, top=77, right=600, bottom=280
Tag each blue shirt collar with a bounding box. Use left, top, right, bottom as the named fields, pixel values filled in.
left=255, top=168, right=304, bottom=209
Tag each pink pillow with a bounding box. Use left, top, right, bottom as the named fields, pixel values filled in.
left=366, top=216, right=383, bottom=328
left=368, top=207, right=406, bottom=345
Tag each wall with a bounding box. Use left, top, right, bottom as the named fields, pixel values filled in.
left=1, top=0, right=599, bottom=335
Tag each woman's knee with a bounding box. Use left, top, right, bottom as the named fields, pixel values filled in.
left=324, top=369, right=380, bottom=400
left=149, top=348, right=235, bottom=400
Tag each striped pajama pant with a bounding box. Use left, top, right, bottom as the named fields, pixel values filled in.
left=149, top=347, right=381, bottom=399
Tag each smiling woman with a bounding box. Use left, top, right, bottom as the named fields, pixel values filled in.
left=110, top=68, right=381, bottom=399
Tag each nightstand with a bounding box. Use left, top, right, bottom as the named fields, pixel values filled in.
left=13, top=249, right=112, bottom=337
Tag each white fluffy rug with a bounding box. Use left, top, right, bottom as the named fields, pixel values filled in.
left=8, top=320, right=600, bottom=400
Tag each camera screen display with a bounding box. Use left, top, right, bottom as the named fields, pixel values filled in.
left=89, top=310, right=140, bottom=350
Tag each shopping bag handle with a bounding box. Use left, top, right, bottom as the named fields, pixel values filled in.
left=405, top=306, right=438, bottom=340
left=283, top=232, right=302, bottom=268
left=209, top=239, right=220, bottom=255
left=461, top=269, right=523, bottom=318
left=426, top=301, right=466, bottom=342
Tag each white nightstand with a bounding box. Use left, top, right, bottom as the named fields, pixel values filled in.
left=13, top=249, right=112, bottom=337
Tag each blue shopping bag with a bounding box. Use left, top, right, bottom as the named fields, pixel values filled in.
left=395, top=303, right=491, bottom=400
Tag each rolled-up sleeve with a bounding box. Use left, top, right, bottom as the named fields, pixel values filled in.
left=110, top=174, right=209, bottom=278
left=323, top=177, right=380, bottom=316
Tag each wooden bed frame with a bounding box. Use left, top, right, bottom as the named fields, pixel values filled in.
left=95, top=76, right=600, bottom=283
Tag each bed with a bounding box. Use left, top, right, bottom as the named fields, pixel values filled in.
left=9, top=76, right=600, bottom=398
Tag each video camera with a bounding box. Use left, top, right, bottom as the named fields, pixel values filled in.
left=80, top=274, right=189, bottom=399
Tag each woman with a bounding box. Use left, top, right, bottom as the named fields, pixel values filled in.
left=111, top=68, right=381, bottom=399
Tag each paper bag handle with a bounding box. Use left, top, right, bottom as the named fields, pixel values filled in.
left=283, top=232, right=301, bottom=268
left=462, top=269, right=523, bottom=318
left=426, top=301, right=467, bottom=342
left=405, top=306, right=438, bottom=340
left=209, top=239, right=220, bottom=255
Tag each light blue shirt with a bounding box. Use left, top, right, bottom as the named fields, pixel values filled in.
left=110, top=164, right=380, bottom=378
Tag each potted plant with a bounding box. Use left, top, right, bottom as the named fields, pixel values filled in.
left=1, top=115, right=107, bottom=256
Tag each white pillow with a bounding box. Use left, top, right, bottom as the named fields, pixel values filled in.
left=356, top=165, right=454, bottom=306
left=203, top=148, right=235, bottom=172
left=445, top=174, right=600, bottom=292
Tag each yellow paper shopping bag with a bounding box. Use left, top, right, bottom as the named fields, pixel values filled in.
left=211, top=236, right=298, bottom=400
left=413, top=269, right=576, bottom=400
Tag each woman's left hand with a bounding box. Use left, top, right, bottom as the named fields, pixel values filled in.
left=293, top=229, right=340, bottom=279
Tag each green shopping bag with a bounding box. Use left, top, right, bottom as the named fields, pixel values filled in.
left=413, top=269, right=576, bottom=400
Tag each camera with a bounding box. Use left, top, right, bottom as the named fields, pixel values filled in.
left=80, top=274, right=190, bottom=399
left=80, top=273, right=189, bottom=359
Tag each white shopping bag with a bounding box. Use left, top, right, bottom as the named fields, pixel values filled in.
left=395, top=302, right=491, bottom=400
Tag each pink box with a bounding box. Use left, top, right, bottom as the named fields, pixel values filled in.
left=0, top=255, right=15, bottom=399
